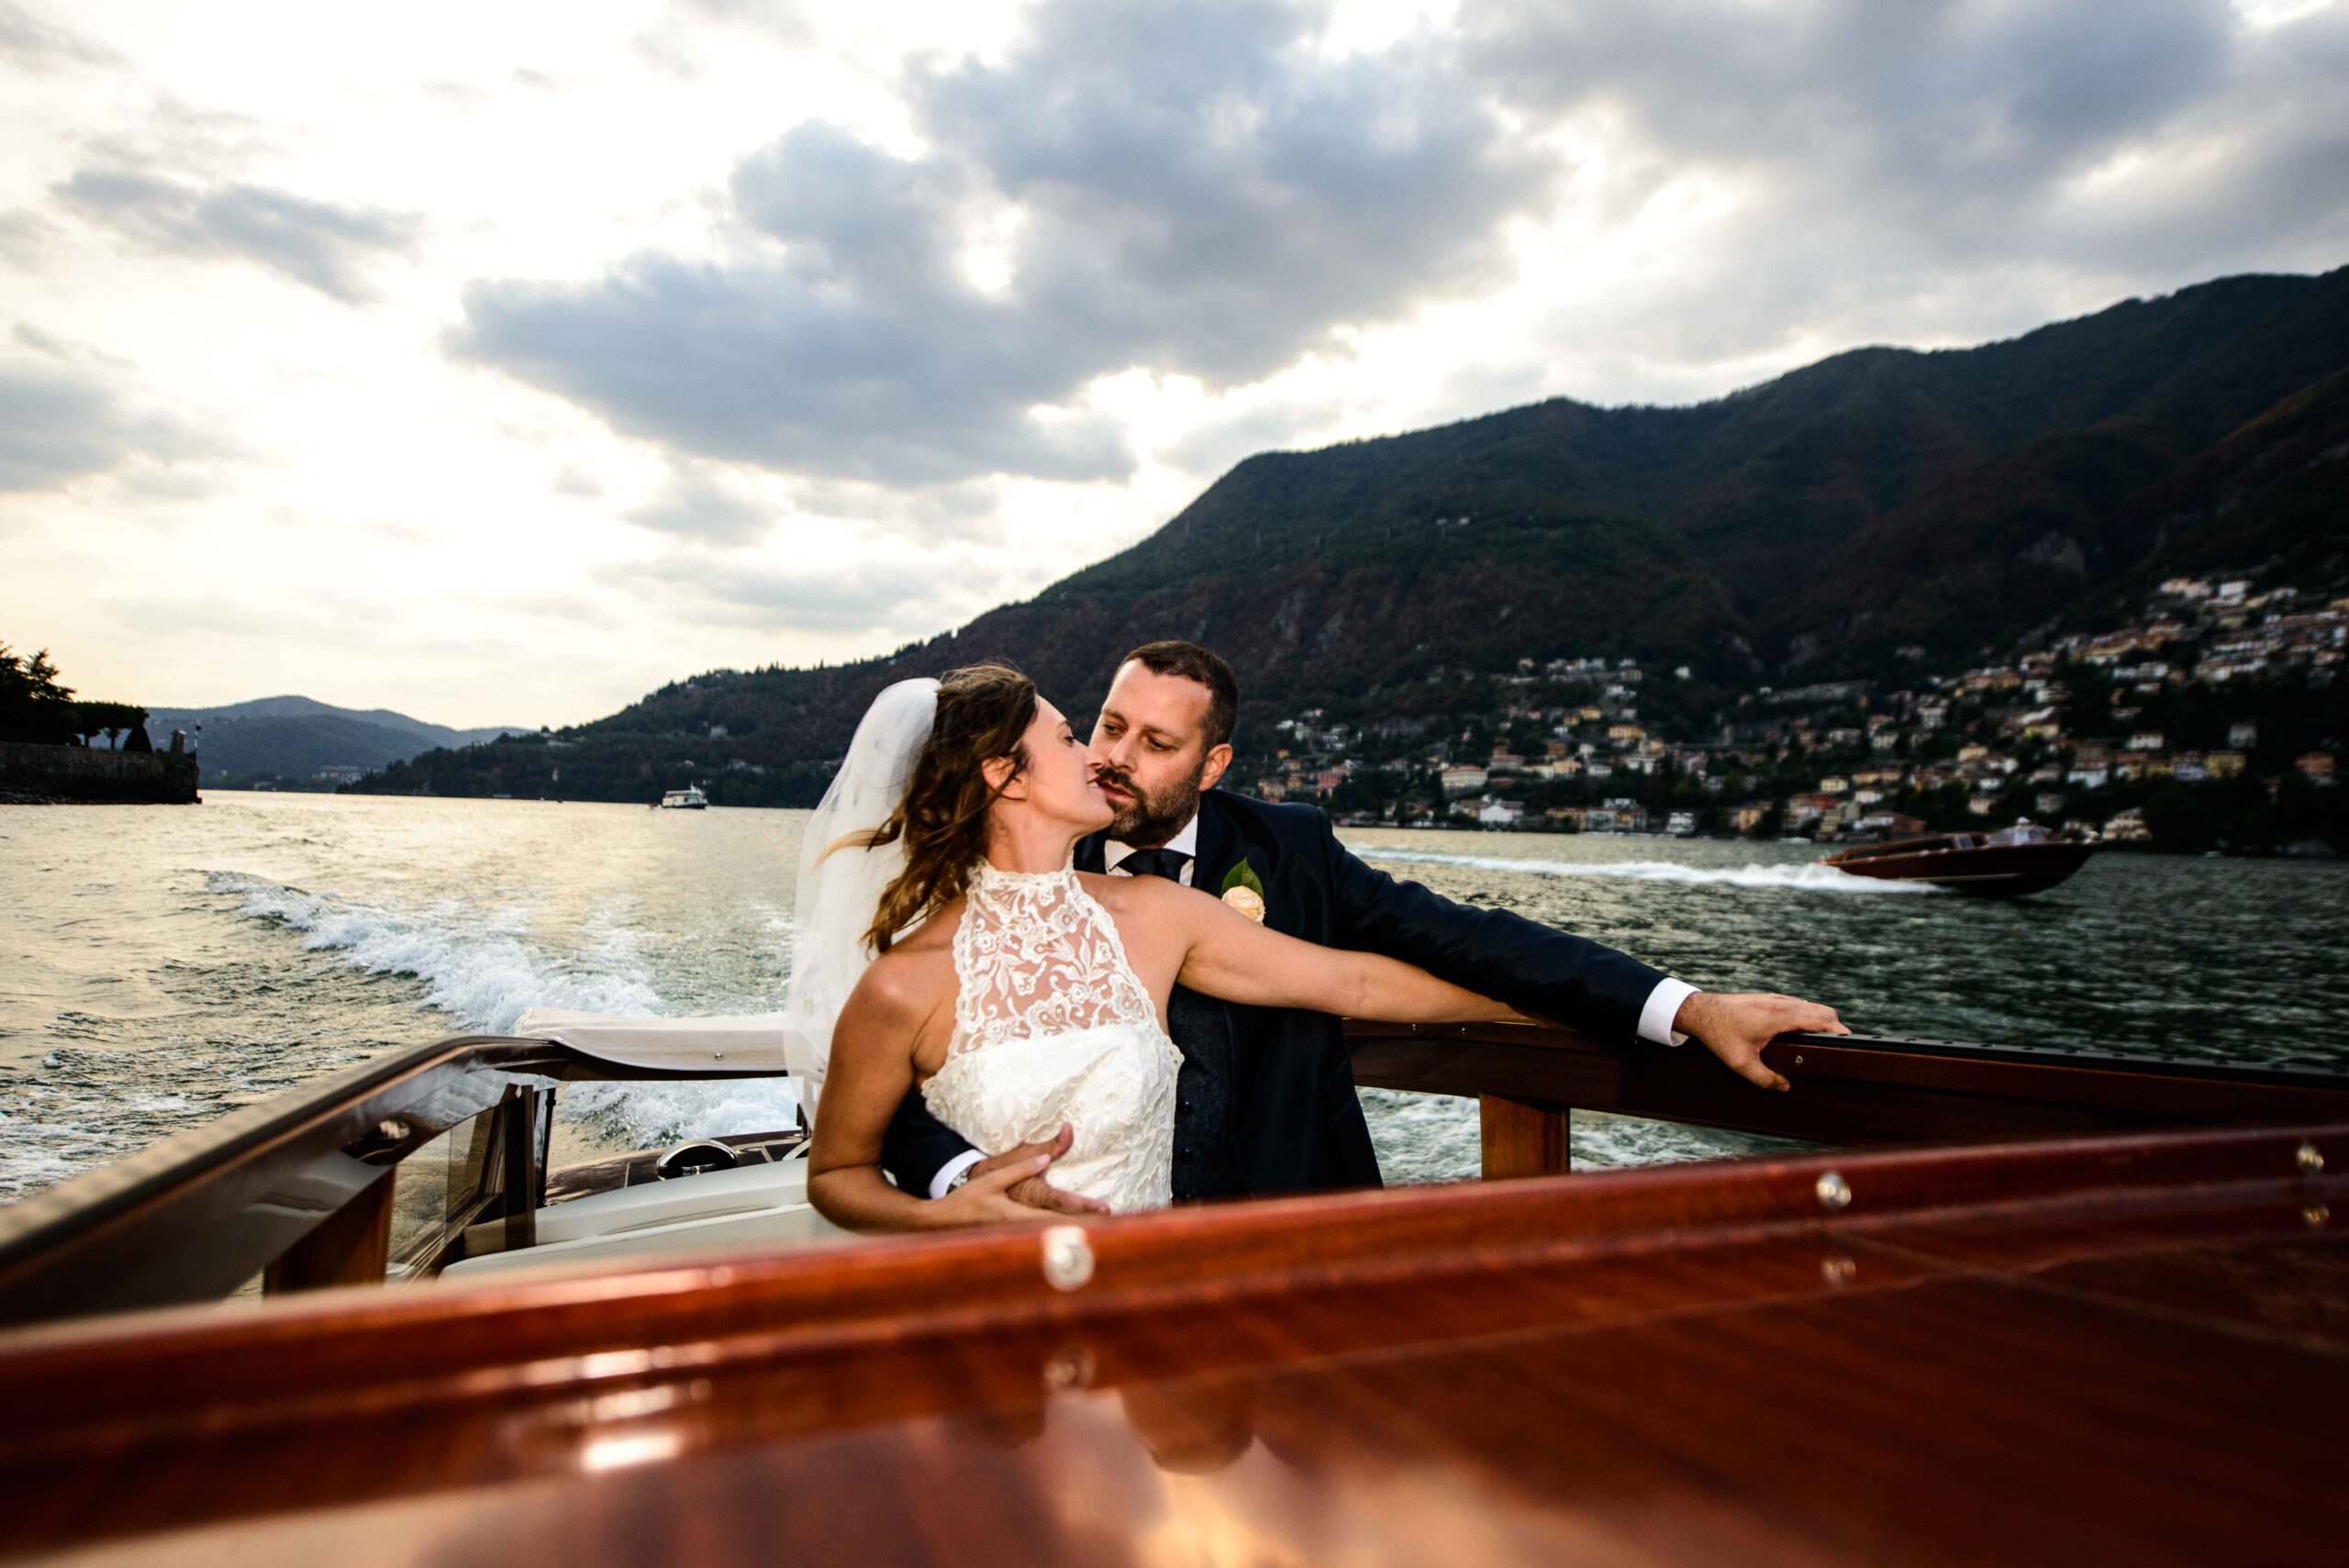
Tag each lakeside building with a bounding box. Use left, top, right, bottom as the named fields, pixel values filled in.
left=1440, top=764, right=1488, bottom=795
left=1582, top=800, right=1649, bottom=834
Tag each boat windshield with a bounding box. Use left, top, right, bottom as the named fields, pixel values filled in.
left=1985, top=819, right=2052, bottom=847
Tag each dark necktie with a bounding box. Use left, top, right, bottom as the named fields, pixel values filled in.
left=1119, top=847, right=1191, bottom=884
left=1114, top=843, right=1241, bottom=1201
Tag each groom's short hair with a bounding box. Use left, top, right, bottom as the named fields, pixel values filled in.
left=1122, top=639, right=1238, bottom=750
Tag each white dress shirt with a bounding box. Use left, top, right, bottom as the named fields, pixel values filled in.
left=927, top=813, right=1697, bottom=1197
left=1102, top=815, right=1201, bottom=885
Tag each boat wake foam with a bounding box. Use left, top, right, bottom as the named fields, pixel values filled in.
left=1353, top=848, right=1941, bottom=893
left=202, top=872, right=801, bottom=1147
left=204, top=871, right=663, bottom=1029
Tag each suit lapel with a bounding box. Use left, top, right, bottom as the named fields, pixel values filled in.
left=1075, top=828, right=1109, bottom=874
left=1189, top=790, right=1238, bottom=898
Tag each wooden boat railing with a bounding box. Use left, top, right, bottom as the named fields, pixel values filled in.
left=1346, top=1021, right=2349, bottom=1177
left=2, top=1021, right=2346, bottom=1330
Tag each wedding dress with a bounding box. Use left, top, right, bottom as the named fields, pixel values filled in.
left=918, top=859, right=1184, bottom=1214
left=780, top=676, right=1182, bottom=1215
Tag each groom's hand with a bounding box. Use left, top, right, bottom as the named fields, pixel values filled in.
left=969, top=1123, right=1112, bottom=1217
left=1674, top=992, right=1847, bottom=1092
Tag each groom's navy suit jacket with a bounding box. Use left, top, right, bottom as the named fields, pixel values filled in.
left=880, top=788, right=1669, bottom=1203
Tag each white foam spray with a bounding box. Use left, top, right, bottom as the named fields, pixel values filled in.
left=205, top=871, right=802, bottom=1147
left=1353, top=847, right=1942, bottom=893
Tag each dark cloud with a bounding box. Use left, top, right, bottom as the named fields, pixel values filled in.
left=0, top=360, right=216, bottom=494
left=457, top=0, right=1546, bottom=485
left=55, top=168, right=421, bottom=304
left=459, top=0, right=2349, bottom=487
left=0, top=3, right=122, bottom=72
left=1456, top=0, right=2349, bottom=379
left=457, top=246, right=1132, bottom=484
left=1464, top=0, right=2237, bottom=217
left=908, top=0, right=1546, bottom=385
left=625, top=473, right=775, bottom=545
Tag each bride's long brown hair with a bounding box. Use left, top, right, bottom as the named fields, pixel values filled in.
left=847, top=662, right=1039, bottom=953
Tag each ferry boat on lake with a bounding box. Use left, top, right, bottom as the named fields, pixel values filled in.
left=657, top=784, right=708, bottom=809
left=0, top=1008, right=2339, bottom=1563
left=1820, top=817, right=2095, bottom=895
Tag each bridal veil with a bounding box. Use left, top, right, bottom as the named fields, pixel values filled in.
left=778, top=676, right=939, bottom=1110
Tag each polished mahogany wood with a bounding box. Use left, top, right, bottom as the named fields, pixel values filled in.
left=260, top=1165, right=394, bottom=1296
left=1478, top=1093, right=1569, bottom=1178
left=0, top=1120, right=2338, bottom=1566
left=12, top=1024, right=2345, bottom=1329
left=1350, top=1020, right=2349, bottom=1147
left=0, top=1036, right=782, bottom=1327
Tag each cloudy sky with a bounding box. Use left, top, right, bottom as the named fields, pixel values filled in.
left=3, top=0, right=2344, bottom=727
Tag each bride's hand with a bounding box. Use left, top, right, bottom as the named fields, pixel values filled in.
left=963, top=1122, right=1113, bottom=1219
left=932, top=1146, right=1108, bottom=1227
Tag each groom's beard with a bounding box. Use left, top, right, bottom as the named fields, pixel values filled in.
left=1098, top=760, right=1205, bottom=848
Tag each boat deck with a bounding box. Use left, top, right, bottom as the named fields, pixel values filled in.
left=0, top=1119, right=2338, bottom=1566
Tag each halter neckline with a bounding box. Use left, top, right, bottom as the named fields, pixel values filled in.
left=969, top=856, right=1080, bottom=894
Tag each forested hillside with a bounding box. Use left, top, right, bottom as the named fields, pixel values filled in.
left=362, top=267, right=2349, bottom=807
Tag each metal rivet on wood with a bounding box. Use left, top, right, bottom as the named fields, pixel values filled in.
left=2297, top=1141, right=2324, bottom=1176
left=1041, top=1226, right=1095, bottom=1292
left=1816, top=1171, right=1853, bottom=1212
left=1041, top=1345, right=1096, bottom=1390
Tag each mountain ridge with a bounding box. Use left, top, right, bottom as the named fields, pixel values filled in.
left=358, top=263, right=2349, bottom=806
left=148, top=696, right=529, bottom=785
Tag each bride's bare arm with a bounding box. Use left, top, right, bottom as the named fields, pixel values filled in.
left=1145, top=879, right=1521, bottom=1024
left=807, top=958, right=1063, bottom=1231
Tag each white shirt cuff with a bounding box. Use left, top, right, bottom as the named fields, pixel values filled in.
left=928, top=1149, right=985, bottom=1201
left=1638, top=978, right=1700, bottom=1047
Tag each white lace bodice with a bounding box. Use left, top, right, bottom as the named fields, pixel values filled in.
left=919, top=860, right=1182, bottom=1214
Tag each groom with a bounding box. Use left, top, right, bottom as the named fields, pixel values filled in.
left=881, top=639, right=1844, bottom=1212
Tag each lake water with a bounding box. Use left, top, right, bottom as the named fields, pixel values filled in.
left=3, top=791, right=2344, bottom=1207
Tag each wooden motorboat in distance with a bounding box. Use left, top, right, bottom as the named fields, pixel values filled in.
left=1821, top=819, right=2095, bottom=896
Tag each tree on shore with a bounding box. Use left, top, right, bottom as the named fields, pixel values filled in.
left=0, top=642, right=75, bottom=739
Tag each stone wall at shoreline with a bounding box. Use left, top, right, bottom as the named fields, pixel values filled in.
left=0, top=740, right=199, bottom=804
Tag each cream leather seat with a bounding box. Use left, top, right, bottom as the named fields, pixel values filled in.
left=440, top=1157, right=847, bottom=1279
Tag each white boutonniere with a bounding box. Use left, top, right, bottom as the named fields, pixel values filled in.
left=1218, top=860, right=1267, bottom=923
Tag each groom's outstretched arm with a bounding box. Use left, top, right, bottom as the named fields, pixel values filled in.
left=1317, top=817, right=1844, bottom=1082
left=1318, top=817, right=1673, bottom=1044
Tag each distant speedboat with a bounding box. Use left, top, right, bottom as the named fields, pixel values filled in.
left=658, top=784, right=708, bottom=810
left=1820, top=818, right=2094, bottom=897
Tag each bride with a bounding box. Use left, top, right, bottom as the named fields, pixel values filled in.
left=794, top=662, right=1517, bottom=1231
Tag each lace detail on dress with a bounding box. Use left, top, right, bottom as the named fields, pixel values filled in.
left=946, top=860, right=1161, bottom=1052
left=921, top=860, right=1183, bottom=1214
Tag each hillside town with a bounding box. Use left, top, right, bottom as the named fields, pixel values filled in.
left=1242, top=574, right=2347, bottom=854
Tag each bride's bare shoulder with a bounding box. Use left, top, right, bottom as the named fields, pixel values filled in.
left=841, top=917, right=955, bottom=1026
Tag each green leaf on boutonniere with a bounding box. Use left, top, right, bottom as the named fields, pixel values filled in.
left=1219, top=860, right=1266, bottom=902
